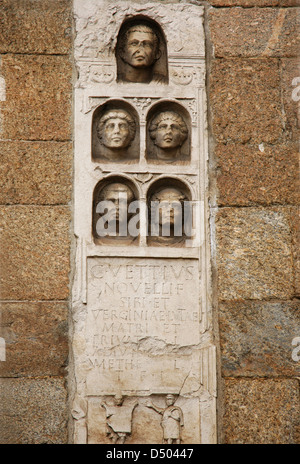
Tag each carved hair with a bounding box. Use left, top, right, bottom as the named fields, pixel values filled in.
left=97, top=110, right=136, bottom=144
left=97, top=182, right=135, bottom=203
left=149, top=111, right=188, bottom=143
left=150, top=187, right=188, bottom=203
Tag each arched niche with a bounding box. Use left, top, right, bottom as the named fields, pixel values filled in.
left=146, top=101, right=191, bottom=164
left=146, top=177, right=192, bottom=247
left=92, top=100, right=140, bottom=163
left=92, top=176, right=140, bottom=245
left=116, top=16, right=168, bottom=85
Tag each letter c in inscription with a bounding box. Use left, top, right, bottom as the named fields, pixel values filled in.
left=90, top=265, right=105, bottom=279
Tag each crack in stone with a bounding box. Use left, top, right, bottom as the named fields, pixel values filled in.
left=178, top=369, right=192, bottom=397
left=94, top=335, right=212, bottom=358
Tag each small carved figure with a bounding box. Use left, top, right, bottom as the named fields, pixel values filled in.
left=149, top=111, right=188, bottom=162
left=149, top=186, right=189, bottom=246
left=146, top=394, right=184, bottom=444
left=117, top=23, right=167, bottom=84
left=94, top=182, right=138, bottom=243
left=96, top=109, right=136, bottom=161
left=101, top=395, right=138, bottom=444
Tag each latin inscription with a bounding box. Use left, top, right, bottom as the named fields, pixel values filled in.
left=86, top=258, right=201, bottom=394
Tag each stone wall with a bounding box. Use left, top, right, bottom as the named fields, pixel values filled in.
left=208, top=2, right=300, bottom=444
left=0, top=0, right=299, bottom=444
left=0, top=0, right=73, bottom=444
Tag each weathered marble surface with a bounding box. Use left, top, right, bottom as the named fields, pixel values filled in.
left=72, top=0, right=215, bottom=444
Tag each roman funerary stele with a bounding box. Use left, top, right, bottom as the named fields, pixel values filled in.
left=72, top=0, right=216, bottom=444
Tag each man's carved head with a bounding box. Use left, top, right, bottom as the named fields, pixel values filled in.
left=98, top=182, right=135, bottom=218
left=114, top=394, right=124, bottom=406
left=166, top=394, right=176, bottom=406
left=150, top=187, right=188, bottom=228
left=94, top=182, right=137, bottom=240
left=119, top=24, right=161, bottom=69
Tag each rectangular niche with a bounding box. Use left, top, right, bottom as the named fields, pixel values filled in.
left=72, top=0, right=216, bottom=445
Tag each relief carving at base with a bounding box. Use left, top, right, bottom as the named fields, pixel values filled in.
left=101, top=395, right=138, bottom=444
left=146, top=394, right=184, bottom=444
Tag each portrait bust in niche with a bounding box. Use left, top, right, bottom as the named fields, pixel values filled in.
left=148, top=184, right=191, bottom=247
left=93, top=180, right=138, bottom=245
left=116, top=20, right=168, bottom=84
left=148, top=111, right=189, bottom=162
left=96, top=109, right=137, bottom=161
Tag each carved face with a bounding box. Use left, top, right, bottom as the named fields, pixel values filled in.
left=150, top=112, right=188, bottom=151
left=166, top=395, right=175, bottom=406
left=101, top=183, right=134, bottom=223
left=152, top=187, right=185, bottom=227
left=154, top=118, right=184, bottom=149
left=122, top=29, right=158, bottom=69
left=114, top=395, right=124, bottom=406
left=97, top=110, right=136, bottom=152
left=101, top=117, right=131, bottom=149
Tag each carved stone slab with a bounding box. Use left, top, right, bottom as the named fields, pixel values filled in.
left=72, top=0, right=215, bottom=444
left=86, top=258, right=202, bottom=394
left=87, top=396, right=201, bottom=444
